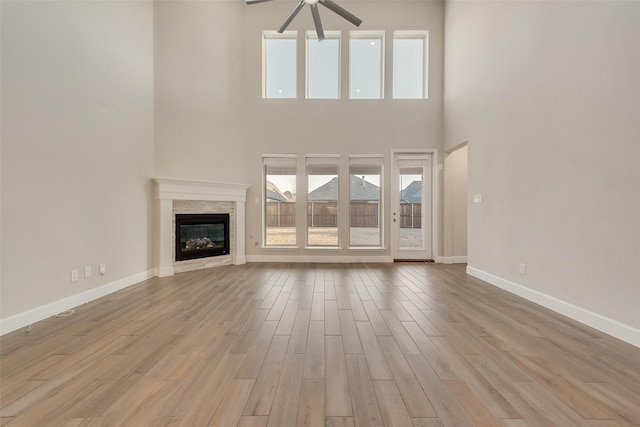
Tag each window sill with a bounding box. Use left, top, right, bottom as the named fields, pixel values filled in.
left=304, top=246, right=342, bottom=250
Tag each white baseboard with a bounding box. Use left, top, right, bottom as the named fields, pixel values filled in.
left=246, top=255, right=394, bottom=263
left=158, top=266, right=175, bottom=278
left=442, top=256, right=468, bottom=264
left=0, top=269, right=155, bottom=336
left=467, top=266, right=640, bottom=349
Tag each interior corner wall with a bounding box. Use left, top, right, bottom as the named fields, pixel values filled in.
left=1, top=1, right=155, bottom=331
left=444, top=1, right=640, bottom=343
left=154, top=0, right=445, bottom=260
left=443, top=145, right=467, bottom=263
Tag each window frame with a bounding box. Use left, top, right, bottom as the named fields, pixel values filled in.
left=263, top=154, right=298, bottom=248
left=306, top=155, right=341, bottom=248
left=349, top=155, right=384, bottom=248
left=306, top=30, right=341, bottom=99
left=262, top=30, right=298, bottom=99
left=349, top=30, right=385, bottom=100
left=392, top=30, right=429, bottom=99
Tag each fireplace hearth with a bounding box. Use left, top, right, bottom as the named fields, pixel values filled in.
left=175, top=213, right=230, bottom=261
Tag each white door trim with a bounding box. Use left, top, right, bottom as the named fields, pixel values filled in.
left=390, top=149, right=439, bottom=261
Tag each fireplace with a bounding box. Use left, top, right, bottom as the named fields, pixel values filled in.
left=175, top=213, right=230, bottom=261
left=155, top=178, right=249, bottom=277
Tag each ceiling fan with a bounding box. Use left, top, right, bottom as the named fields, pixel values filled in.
left=246, top=0, right=363, bottom=41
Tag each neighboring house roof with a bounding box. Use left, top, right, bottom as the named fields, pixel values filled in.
left=266, top=181, right=292, bottom=202
left=350, top=175, right=381, bottom=201
left=308, top=176, right=380, bottom=201
left=266, top=189, right=288, bottom=202
left=401, top=180, right=422, bottom=203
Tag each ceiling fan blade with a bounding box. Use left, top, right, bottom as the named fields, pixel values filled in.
left=319, top=0, right=362, bottom=27
left=245, top=0, right=275, bottom=4
left=310, top=4, right=325, bottom=41
left=279, top=0, right=306, bottom=33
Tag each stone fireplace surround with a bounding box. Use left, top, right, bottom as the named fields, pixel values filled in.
left=154, top=178, right=250, bottom=277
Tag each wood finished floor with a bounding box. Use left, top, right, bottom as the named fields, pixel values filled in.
left=1, top=263, right=639, bottom=426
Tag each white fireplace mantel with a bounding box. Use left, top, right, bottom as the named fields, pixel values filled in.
left=154, top=178, right=250, bottom=277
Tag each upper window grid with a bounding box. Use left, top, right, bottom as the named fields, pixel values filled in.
left=262, top=30, right=428, bottom=101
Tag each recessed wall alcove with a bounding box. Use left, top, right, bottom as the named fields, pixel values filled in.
left=154, top=178, right=250, bottom=277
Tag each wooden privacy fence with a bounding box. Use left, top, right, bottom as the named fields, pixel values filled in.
left=350, top=202, right=379, bottom=227
left=308, top=202, right=338, bottom=227
left=267, top=201, right=421, bottom=228
left=266, top=202, right=296, bottom=227
left=400, top=202, right=422, bottom=229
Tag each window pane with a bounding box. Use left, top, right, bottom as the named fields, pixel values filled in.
left=399, top=168, right=423, bottom=248
left=307, top=162, right=338, bottom=246
left=393, top=38, right=425, bottom=99
left=350, top=37, right=382, bottom=99
left=350, top=163, right=382, bottom=246
left=265, top=37, right=296, bottom=98
left=308, top=37, right=339, bottom=99
left=265, top=159, right=297, bottom=246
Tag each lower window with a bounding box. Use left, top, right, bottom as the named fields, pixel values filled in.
left=350, top=156, right=383, bottom=247
left=264, top=156, right=297, bottom=246
left=307, top=156, right=339, bottom=247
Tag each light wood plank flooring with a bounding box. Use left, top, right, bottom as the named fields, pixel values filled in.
left=1, top=263, right=639, bottom=426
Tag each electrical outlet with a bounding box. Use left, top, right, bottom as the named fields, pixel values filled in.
left=85, top=266, right=92, bottom=278
left=99, top=263, right=106, bottom=275
left=519, top=263, right=526, bottom=275
left=71, top=269, right=79, bottom=282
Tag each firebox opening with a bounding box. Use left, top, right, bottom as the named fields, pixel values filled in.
left=175, top=213, right=230, bottom=261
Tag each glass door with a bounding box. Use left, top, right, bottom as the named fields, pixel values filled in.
left=391, top=153, right=433, bottom=260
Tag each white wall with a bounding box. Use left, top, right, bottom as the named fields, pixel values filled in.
left=444, top=1, right=640, bottom=343
left=443, top=144, right=467, bottom=263
left=154, top=0, right=445, bottom=260
left=1, top=1, right=155, bottom=331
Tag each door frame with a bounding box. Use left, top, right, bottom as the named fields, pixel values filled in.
left=390, top=149, right=439, bottom=261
